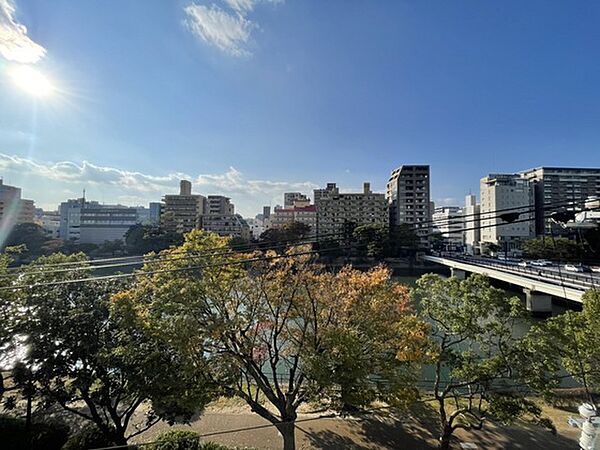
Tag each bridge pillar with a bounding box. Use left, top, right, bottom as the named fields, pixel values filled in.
left=451, top=268, right=467, bottom=280
left=524, top=289, right=552, bottom=316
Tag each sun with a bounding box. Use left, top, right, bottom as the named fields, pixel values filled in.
left=8, top=65, right=55, bottom=97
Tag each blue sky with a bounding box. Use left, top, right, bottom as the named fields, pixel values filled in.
left=0, top=0, right=599, bottom=216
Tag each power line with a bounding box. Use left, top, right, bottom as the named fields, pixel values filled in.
left=4, top=204, right=600, bottom=289
left=3, top=198, right=593, bottom=280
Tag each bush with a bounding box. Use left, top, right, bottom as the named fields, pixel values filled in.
left=62, top=423, right=115, bottom=450
left=0, top=415, right=70, bottom=450
left=152, top=430, right=200, bottom=450
left=200, top=443, right=236, bottom=450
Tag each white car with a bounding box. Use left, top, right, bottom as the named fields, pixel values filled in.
left=591, top=266, right=600, bottom=273
left=564, top=264, right=580, bottom=272
left=531, top=259, right=552, bottom=267
left=517, top=261, right=528, bottom=267
left=564, top=264, right=588, bottom=273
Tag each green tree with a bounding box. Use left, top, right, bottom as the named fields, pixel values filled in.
left=2, top=253, right=211, bottom=445
left=413, top=274, right=554, bottom=450
left=352, top=224, right=388, bottom=258
left=118, top=230, right=426, bottom=450
left=388, top=224, right=420, bottom=256
left=124, top=224, right=183, bottom=255
left=526, top=289, right=600, bottom=410
left=259, top=221, right=312, bottom=251
left=522, top=237, right=584, bottom=261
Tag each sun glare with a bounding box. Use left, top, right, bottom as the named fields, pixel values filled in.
left=8, top=65, right=55, bottom=97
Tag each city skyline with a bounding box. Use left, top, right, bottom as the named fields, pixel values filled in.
left=1, top=1, right=600, bottom=215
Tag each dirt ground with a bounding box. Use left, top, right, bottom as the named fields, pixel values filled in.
left=129, top=400, right=582, bottom=449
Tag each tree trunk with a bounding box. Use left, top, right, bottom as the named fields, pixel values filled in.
left=25, top=392, right=32, bottom=431
left=439, top=426, right=453, bottom=450
left=276, top=421, right=296, bottom=450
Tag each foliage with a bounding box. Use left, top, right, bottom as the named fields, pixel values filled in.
left=258, top=221, right=311, bottom=249
left=125, top=224, right=183, bottom=255
left=522, top=237, right=584, bottom=261
left=526, top=289, right=600, bottom=409
left=61, top=424, right=115, bottom=450
left=2, top=253, right=211, bottom=445
left=0, top=415, right=70, bottom=450
left=388, top=224, right=420, bottom=255
left=152, top=430, right=199, bottom=450
left=413, top=274, right=554, bottom=450
left=117, top=230, right=426, bottom=450
left=352, top=224, right=388, bottom=258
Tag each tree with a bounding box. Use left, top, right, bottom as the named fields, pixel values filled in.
left=259, top=221, right=311, bottom=250
left=413, top=274, right=554, bottom=450
left=118, top=230, right=426, bottom=450
left=124, top=224, right=183, bottom=255
left=352, top=224, right=388, bottom=258
left=521, top=237, right=584, bottom=261
left=2, top=253, right=212, bottom=444
left=526, top=289, right=600, bottom=410
left=389, top=224, right=420, bottom=256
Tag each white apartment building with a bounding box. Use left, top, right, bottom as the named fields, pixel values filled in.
left=431, top=206, right=464, bottom=246
left=463, top=194, right=480, bottom=254
left=519, top=167, right=600, bottom=235
left=480, top=174, right=534, bottom=253
left=315, top=182, right=387, bottom=238
left=59, top=199, right=148, bottom=244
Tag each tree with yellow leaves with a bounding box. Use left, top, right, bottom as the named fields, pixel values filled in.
left=115, top=230, right=427, bottom=450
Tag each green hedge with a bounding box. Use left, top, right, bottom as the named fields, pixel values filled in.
left=151, top=430, right=246, bottom=450
left=61, top=424, right=115, bottom=450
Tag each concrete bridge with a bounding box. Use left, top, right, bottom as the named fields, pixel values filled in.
left=421, top=255, right=598, bottom=313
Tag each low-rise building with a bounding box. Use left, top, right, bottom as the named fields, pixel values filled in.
left=201, top=214, right=250, bottom=240
left=59, top=198, right=148, bottom=244
left=270, top=202, right=317, bottom=236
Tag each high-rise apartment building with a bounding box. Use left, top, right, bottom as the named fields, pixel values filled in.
left=463, top=194, right=480, bottom=254
left=314, top=182, right=387, bottom=238
left=519, top=167, right=600, bottom=235
left=431, top=206, right=464, bottom=245
left=480, top=174, right=534, bottom=253
left=161, top=180, right=206, bottom=234
left=386, top=165, right=431, bottom=245
left=0, top=180, right=35, bottom=231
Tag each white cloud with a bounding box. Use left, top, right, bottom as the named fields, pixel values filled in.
left=183, top=1, right=283, bottom=57
left=0, top=0, right=46, bottom=63
left=222, top=0, right=282, bottom=13
left=184, top=4, right=255, bottom=57
left=0, top=153, right=318, bottom=216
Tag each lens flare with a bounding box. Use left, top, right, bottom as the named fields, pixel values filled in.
left=8, top=65, right=55, bottom=97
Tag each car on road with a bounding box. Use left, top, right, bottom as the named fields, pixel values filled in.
left=517, top=261, right=528, bottom=267
left=564, top=264, right=592, bottom=273
left=591, top=266, right=600, bottom=273
left=530, top=259, right=552, bottom=267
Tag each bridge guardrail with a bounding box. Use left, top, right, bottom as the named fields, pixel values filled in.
left=434, top=254, right=598, bottom=291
